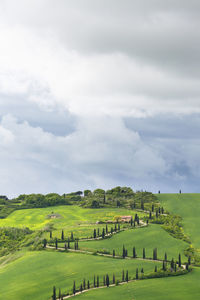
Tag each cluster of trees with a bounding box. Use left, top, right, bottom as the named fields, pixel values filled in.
left=52, top=261, right=189, bottom=299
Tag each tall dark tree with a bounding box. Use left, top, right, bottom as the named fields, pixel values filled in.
left=154, top=265, right=157, bottom=272
left=179, top=189, right=182, bottom=194
left=136, top=268, right=138, bottom=279
left=178, top=253, right=181, bottom=268
left=118, top=223, right=120, bottom=231
left=133, top=246, right=136, bottom=258
left=43, top=239, right=47, bottom=248
left=106, top=224, right=108, bottom=234
left=188, top=256, right=191, bottom=265
left=97, top=228, right=100, bottom=236
left=113, top=249, right=115, bottom=257
left=65, top=243, right=67, bottom=250
left=130, top=216, right=133, bottom=226
left=186, top=263, right=189, bottom=270
left=71, top=232, right=74, bottom=241
left=152, top=204, right=154, bottom=212
left=61, top=230, right=64, bottom=240
left=102, top=228, right=105, bottom=239
left=153, top=248, right=157, bottom=260
left=111, top=227, right=113, bottom=234
left=143, top=248, right=145, bottom=259
left=83, top=279, right=86, bottom=290
left=106, top=274, right=110, bottom=287
left=156, top=210, right=158, bottom=218
left=149, top=211, right=152, bottom=219
left=87, top=280, right=90, bottom=289
left=137, top=216, right=140, bottom=225
left=141, top=268, right=144, bottom=274
left=73, top=281, right=76, bottom=295
left=164, top=252, right=167, bottom=261
left=162, top=260, right=166, bottom=271
left=97, top=275, right=99, bottom=287
left=55, top=238, right=58, bottom=250
left=52, top=286, right=56, bottom=300
left=171, top=258, right=174, bottom=270
left=158, top=207, right=161, bottom=214
left=80, top=284, right=83, bottom=292
left=125, top=270, right=129, bottom=282
left=67, top=237, right=70, bottom=249
left=113, top=273, right=115, bottom=284
left=114, top=224, right=117, bottom=232
left=158, top=190, right=160, bottom=194
left=103, top=275, right=106, bottom=286
left=161, top=207, right=164, bottom=214
left=93, top=229, right=96, bottom=239
left=122, top=245, right=126, bottom=258
left=93, top=275, right=96, bottom=288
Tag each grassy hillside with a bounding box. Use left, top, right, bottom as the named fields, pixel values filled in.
left=76, top=224, right=188, bottom=261
left=75, top=267, right=200, bottom=300
left=0, top=250, right=160, bottom=300
left=0, top=206, right=146, bottom=232
left=157, top=193, right=200, bottom=249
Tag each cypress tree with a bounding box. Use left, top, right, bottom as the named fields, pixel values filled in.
left=122, top=270, right=125, bottom=281
left=136, top=268, right=138, bottom=279
left=61, top=230, right=64, bottom=240
left=147, top=219, right=149, bottom=225
left=133, top=246, right=136, bottom=258
left=179, top=189, right=181, bottom=194
left=162, top=260, right=166, bottom=271
left=188, top=256, right=191, bottom=265
left=125, top=249, right=128, bottom=257
left=149, top=211, right=152, bottom=219
left=113, top=274, right=115, bottom=284
left=55, top=238, right=58, bottom=250
left=164, top=252, right=167, bottom=261
left=64, top=243, right=67, bottom=250
left=161, top=207, right=164, bottom=214
left=122, top=245, right=126, bottom=258
left=73, top=281, right=76, bottom=295
left=118, top=223, right=120, bottom=231
left=130, top=217, right=133, bottom=226
left=94, top=275, right=96, bottom=287
left=106, top=224, right=108, bottom=234
left=80, top=284, right=83, bottom=292
left=178, top=253, right=181, bottom=267
left=67, top=238, right=70, bottom=249
left=71, top=232, right=73, bottom=241
left=113, top=249, right=115, bottom=257
left=158, top=207, right=161, bottom=214
left=171, top=258, right=174, bottom=270
left=174, top=263, right=177, bottom=272
left=83, top=279, right=86, bottom=290
left=152, top=204, right=154, bottom=212
left=137, top=216, right=139, bottom=225
left=97, top=275, right=99, bottom=287
left=102, top=228, right=105, bottom=239
left=134, top=214, right=138, bottom=222
left=186, top=263, right=189, bottom=270
left=94, top=229, right=96, bottom=239
left=52, top=286, right=56, bottom=300
left=87, top=280, right=90, bottom=289
left=143, top=248, right=145, bottom=259
left=97, top=228, right=100, bottom=236
left=114, top=224, right=117, bottom=232
left=158, top=190, right=160, bottom=194
left=50, top=231, right=52, bottom=239
left=106, top=274, right=109, bottom=287
left=153, top=248, right=157, bottom=260
left=111, top=227, right=113, bottom=234
left=141, top=268, right=144, bottom=273
left=125, top=270, right=129, bottom=282
left=43, top=239, right=47, bottom=248
left=77, top=240, right=79, bottom=250
left=154, top=266, right=157, bottom=272
left=156, top=210, right=158, bottom=218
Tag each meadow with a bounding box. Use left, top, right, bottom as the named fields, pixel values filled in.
left=0, top=250, right=160, bottom=300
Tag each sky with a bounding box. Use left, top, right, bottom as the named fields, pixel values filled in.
left=0, top=0, right=200, bottom=197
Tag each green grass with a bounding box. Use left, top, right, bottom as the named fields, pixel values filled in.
left=0, top=206, right=146, bottom=231
left=67, top=224, right=188, bottom=261
left=74, top=267, right=199, bottom=300
left=157, top=193, right=200, bottom=249
left=0, top=250, right=160, bottom=300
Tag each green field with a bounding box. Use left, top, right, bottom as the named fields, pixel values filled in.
left=75, top=267, right=200, bottom=300
left=0, top=250, right=160, bottom=300
left=157, top=193, right=200, bottom=249
left=75, top=224, right=188, bottom=261
left=0, top=205, right=146, bottom=232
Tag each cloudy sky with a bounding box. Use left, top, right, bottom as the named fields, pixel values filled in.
left=0, top=0, right=200, bottom=197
